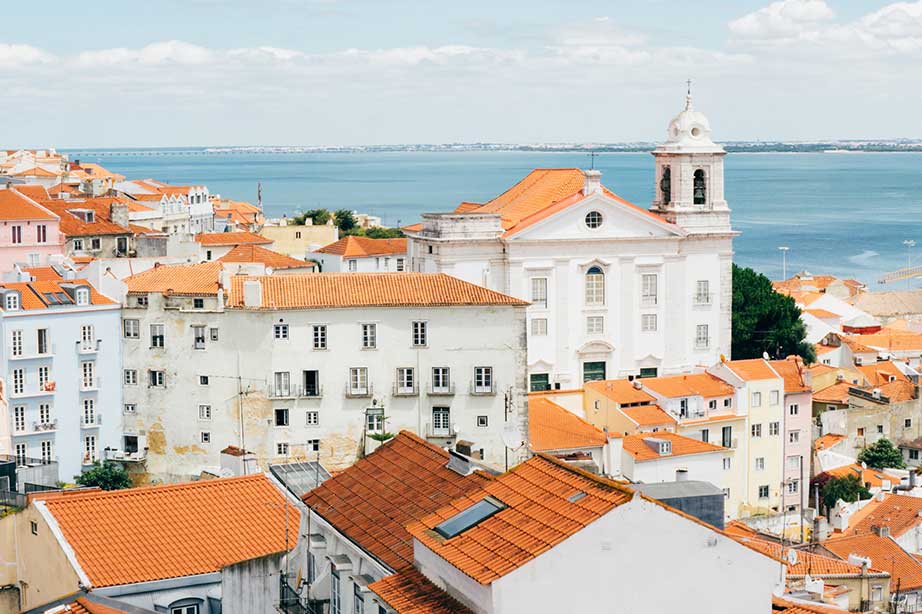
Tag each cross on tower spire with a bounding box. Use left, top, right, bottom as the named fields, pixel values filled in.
left=685, top=78, right=693, bottom=110
left=588, top=151, right=598, bottom=170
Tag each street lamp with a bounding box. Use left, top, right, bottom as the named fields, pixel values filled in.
left=778, top=246, right=790, bottom=281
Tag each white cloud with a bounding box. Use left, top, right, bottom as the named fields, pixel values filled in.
left=75, top=41, right=215, bottom=67
left=0, top=43, right=55, bottom=67
left=729, top=0, right=834, bottom=40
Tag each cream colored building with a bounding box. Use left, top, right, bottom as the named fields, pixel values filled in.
left=260, top=219, right=338, bottom=260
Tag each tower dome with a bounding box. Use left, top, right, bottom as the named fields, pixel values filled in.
left=659, top=92, right=723, bottom=154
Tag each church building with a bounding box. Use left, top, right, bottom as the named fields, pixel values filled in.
left=406, top=94, right=736, bottom=390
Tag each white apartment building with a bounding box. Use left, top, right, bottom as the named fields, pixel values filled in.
left=119, top=263, right=528, bottom=480
left=406, top=95, right=735, bottom=389
left=114, top=179, right=213, bottom=235
left=311, top=236, right=407, bottom=272
left=0, top=274, right=122, bottom=482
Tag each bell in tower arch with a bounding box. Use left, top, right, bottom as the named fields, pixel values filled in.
left=660, top=166, right=671, bottom=205
left=693, top=169, right=706, bottom=205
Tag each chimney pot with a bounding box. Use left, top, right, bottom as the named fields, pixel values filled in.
left=583, top=169, right=602, bottom=195
left=243, top=279, right=262, bottom=308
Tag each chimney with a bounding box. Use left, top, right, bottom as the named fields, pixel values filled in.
left=446, top=450, right=473, bottom=476
left=814, top=515, right=830, bottom=542
left=675, top=468, right=688, bottom=482
left=243, top=279, right=262, bottom=308
left=583, top=169, right=602, bottom=195
left=872, top=388, right=881, bottom=400
left=110, top=201, right=129, bottom=229
left=632, top=379, right=643, bottom=390
left=836, top=374, right=845, bottom=383
left=872, top=525, right=890, bottom=538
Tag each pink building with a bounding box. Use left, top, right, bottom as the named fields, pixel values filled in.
left=0, top=187, right=64, bottom=273
left=771, top=357, right=812, bottom=512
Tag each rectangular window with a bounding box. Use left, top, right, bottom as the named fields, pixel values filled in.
left=695, top=324, right=709, bottom=349
left=91, top=238, right=100, bottom=250
left=15, top=443, right=27, bottom=466
left=362, top=323, right=377, bottom=349
left=84, top=436, right=97, bottom=463
left=477, top=415, right=489, bottom=427
left=193, top=326, right=206, bottom=350
left=274, top=372, right=291, bottom=397
left=81, top=362, right=95, bottom=388
left=432, top=367, right=450, bottom=392
left=41, top=440, right=53, bottom=463
left=349, top=367, right=368, bottom=394
left=73, top=238, right=83, bottom=251
left=366, top=411, right=385, bottom=433
left=769, top=421, right=780, bottom=436
left=531, top=277, right=548, bottom=308
left=275, top=408, right=289, bottom=426
left=199, top=375, right=210, bottom=386
left=755, top=457, right=765, bottom=471
left=474, top=366, right=493, bottom=393
left=906, top=418, right=913, bottom=428
left=789, top=404, right=799, bottom=416
left=432, top=406, right=451, bottom=435
left=724, top=398, right=732, bottom=408
left=37, top=329, right=48, bottom=354
left=13, top=406, right=25, bottom=432
left=136, top=295, right=148, bottom=307
left=124, top=403, right=137, bottom=414
left=36, top=224, right=47, bottom=243
left=149, top=370, right=165, bottom=387
left=787, top=480, right=799, bottom=494
left=751, top=392, right=762, bottom=407
left=123, top=319, right=140, bottom=338
left=353, top=584, right=364, bottom=614
left=857, top=427, right=865, bottom=437
left=787, top=455, right=802, bottom=471
left=80, top=325, right=94, bottom=351
left=583, top=361, right=606, bottom=382
left=641, top=274, right=658, bottom=305
left=586, top=316, right=604, bottom=335
left=641, top=314, right=657, bottom=332
left=39, top=403, right=51, bottom=424
left=770, top=390, right=780, bottom=406
left=193, top=298, right=205, bottom=309
left=210, top=327, right=219, bottom=341
left=12, top=369, right=24, bottom=394
left=313, top=325, right=327, bottom=349
left=11, top=225, right=22, bottom=244
left=708, top=399, right=717, bottom=410
left=531, top=318, right=548, bottom=336
left=723, top=457, right=731, bottom=470
left=307, top=439, right=320, bottom=452
left=396, top=258, right=405, bottom=272
left=758, top=485, right=770, bottom=499
left=911, top=449, right=920, bottom=461
left=396, top=367, right=415, bottom=393
left=303, top=370, right=320, bottom=397
left=10, top=330, right=22, bottom=356
left=348, top=259, right=357, bottom=272
left=82, top=400, right=94, bottom=426
left=700, top=429, right=709, bottom=443
left=585, top=271, right=604, bottom=305
left=277, top=442, right=289, bottom=456
left=331, top=569, right=341, bottom=614
left=150, top=324, right=165, bottom=348
left=412, top=321, right=427, bottom=347
left=789, top=430, right=800, bottom=443
left=877, top=424, right=884, bottom=434
left=695, top=280, right=710, bottom=304
left=200, top=432, right=211, bottom=444
left=751, top=423, right=762, bottom=438
left=198, top=404, right=212, bottom=420
left=274, top=324, right=289, bottom=340
left=306, top=410, right=319, bottom=426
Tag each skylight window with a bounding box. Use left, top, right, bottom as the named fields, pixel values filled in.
left=567, top=491, right=587, bottom=504
left=434, top=497, right=505, bottom=539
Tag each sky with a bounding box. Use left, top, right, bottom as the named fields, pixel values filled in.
left=2, top=0, right=921, bottom=147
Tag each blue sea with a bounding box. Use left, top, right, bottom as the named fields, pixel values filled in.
left=62, top=149, right=922, bottom=286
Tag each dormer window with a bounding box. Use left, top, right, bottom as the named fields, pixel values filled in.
left=660, top=441, right=672, bottom=455
left=75, top=287, right=90, bottom=306
left=4, top=293, right=20, bottom=311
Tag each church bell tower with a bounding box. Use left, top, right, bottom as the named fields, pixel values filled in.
left=650, top=87, right=731, bottom=234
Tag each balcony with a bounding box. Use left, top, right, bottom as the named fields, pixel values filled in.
left=470, top=382, right=497, bottom=396
left=105, top=448, right=148, bottom=463
left=641, top=295, right=658, bottom=307
left=345, top=383, right=374, bottom=398
left=82, top=454, right=99, bottom=466
left=76, top=339, right=101, bottom=355
left=693, top=293, right=713, bottom=306
left=269, top=385, right=324, bottom=399
left=425, top=422, right=458, bottom=440
left=10, top=382, right=56, bottom=399
left=428, top=382, right=455, bottom=396
left=9, top=344, right=56, bottom=361
left=695, top=338, right=711, bottom=351
left=392, top=382, right=419, bottom=397
left=33, top=420, right=58, bottom=432
left=81, top=415, right=102, bottom=428
left=80, top=377, right=100, bottom=392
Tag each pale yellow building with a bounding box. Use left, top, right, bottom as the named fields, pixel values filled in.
left=259, top=220, right=338, bottom=260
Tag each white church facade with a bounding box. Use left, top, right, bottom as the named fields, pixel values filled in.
left=406, top=94, right=736, bottom=390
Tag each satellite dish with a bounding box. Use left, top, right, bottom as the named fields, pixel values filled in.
left=786, top=549, right=798, bottom=566
left=502, top=425, right=525, bottom=449
left=762, top=351, right=771, bottom=360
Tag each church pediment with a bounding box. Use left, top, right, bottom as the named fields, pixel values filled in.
left=577, top=340, right=615, bottom=355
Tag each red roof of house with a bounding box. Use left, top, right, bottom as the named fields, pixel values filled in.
left=0, top=279, right=115, bottom=310
left=369, top=568, right=474, bottom=614
left=195, top=231, right=272, bottom=246
left=0, top=188, right=58, bottom=221
left=528, top=397, right=606, bottom=452
left=824, top=533, right=922, bottom=590
left=315, top=236, right=407, bottom=257
left=217, top=244, right=311, bottom=269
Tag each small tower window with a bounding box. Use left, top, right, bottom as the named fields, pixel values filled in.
left=660, top=167, right=671, bottom=204
left=693, top=169, right=707, bottom=205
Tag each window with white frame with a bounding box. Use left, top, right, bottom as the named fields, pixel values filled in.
left=5, top=293, right=20, bottom=311
left=276, top=442, right=289, bottom=456
left=15, top=443, right=27, bottom=465
left=396, top=258, right=405, bottom=272
left=769, top=421, right=780, bottom=436
left=362, top=323, right=376, bottom=349
left=38, top=403, right=50, bottom=424
left=789, top=430, right=800, bottom=444
left=11, top=225, right=21, bottom=244
left=353, top=584, right=364, bottom=614
left=201, top=432, right=211, bottom=444
left=331, top=568, right=341, bottom=614
left=73, top=238, right=84, bottom=251
left=124, top=403, right=137, bottom=414
left=38, top=366, right=50, bottom=389
left=787, top=480, right=799, bottom=494
left=789, top=404, right=799, bottom=416
left=432, top=367, right=450, bottom=392
left=641, top=274, right=657, bottom=305
left=275, top=408, right=289, bottom=426
left=349, top=367, right=368, bottom=394
left=199, top=404, right=212, bottom=420
left=769, top=390, right=780, bottom=405
left=755, top=457, right=765, bottom=471
left=347, top=259, right=357, bottom=272
left=412, top=321, right=427, bottom=347
left=758, top=485, right=769, bottom=499
left=695, top=324, right=709, bottom=348
left=477, top=415, right=489, bottom=427
left=722, top=457, right=731, bottom=470
left=150, top=324, right=165, bottom=348
left=81, top=362, right=95, bottom=388
left=80, top=325, right=94, bottom=350
left=751, top=423, right=762, bottom=438
left=36, top=224, right=47, bottom=243
left=307, top=439, right=320, bottom=452
left=313, top=325, right=327, bottom=349
left=787, top=455, right=802, bottom=471
left=12, top=369, right=24, bottom=394
left=123, top=319, right=140, bottom=338
left=531, top=277, right=548, bottom=308
left=37, top=329, right=48, bottom=354
left=84, top=436, right=97, bottom=462
left=531, top=318, right=548, bottom=336
left=210, top=327, right=219, bottom=341
left=366, top=412, right=384, bottom=433
left=274, top=372, right=291, bottom=396
left=75, top=288, right=90, bottom=306
left=274, top=323, right=289, bottom=340
left=585, top=266, right=605, bottom=305
left=13, top=406, right=25, bottom=432
left=751, top=391, right=762, bottom=407
left=149, top=370, right=165, bottom=387
left=397, top=367, right=415, bottom=393
left=474, top=366, right=493, bottom=393
left=306, top=410, right=319, bottom=426
left=641, top=314, right=657, bottom=332
left=193, top=326, right=206, bottom=350
left=695, top=280, right=710, bottom=304
left=10, top=330, right=22, bottom=356
left=586, top=316, right=604, bottom=335
left=40, top=440, right=53, bottom=463
left=82, top=399, right=95, bottom=425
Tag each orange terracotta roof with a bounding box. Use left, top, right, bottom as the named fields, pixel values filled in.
left=812, top=382, right=852, bottom=404
left=41, top=474, right=300, bottom=588
left=369, top=568, right=474, bottom=614
left=64, top=597, right=133, bottom=614
left=844, top=494, right=922, bottom=538
left=620, top=404, right=677, bottom=427
left=12, top=165, right=58, bottom=177
left=772, top=596, right=855, bottom=614
left=638, top=373, right=735, bottom=399
left=824, top=464, right=902, bottom=489
left=734, top=536, right=880, bottom=577
left=621, top=432, right=726, bottom=462
left=815, top=344, right=839, bottom=356
left=769, top=358, right=811, bottom=393
left=805, top=308, right=840, bottom=319
left=454, top=201, right=482, bottom=213
left=218, top=244, right=311, bottom=269
left=814, top=434, right=846, bottom=451
left=302, top=431, right=490, bottom=571
left=858, top=361, right=911, bottom=386
left=12, top=184, right=51, bottom=201
left=824, top=533, right=922, bottom=590
left=409, top=455, right=637, bottom=584
left=315, top=236, right=407, bottom=257
left=0, top=188, right=58, bottom=221
left=879, top=379, right=916, bottom=403
left=38, top=198, right=135, bottom=237
left=226, top=273, right=528, bottom=310
left=48, top=182, right=82, bottom=196
left=124, top=262, right=222, bottom=296
left=23, top=266, right=63, bottom=281
left=854, top=330, right=922, bottom=352
left=76, top=162, right=124, bottom=182
left=807, top=363, right=837, bottom=376
left=839, top=336, right=877, bottom=354
left=724, top=520, right=761, bottom=538
left=723, top=358, right=780, bottom=381
left=0, top=279, right=115, bottom=311
left=584, top=378, right=656, bottom=405
left=195, top=231, right=272, bottom=246
left=401, top=222, right=423, bottom=233
left=528, top=397, right=606, bottom=452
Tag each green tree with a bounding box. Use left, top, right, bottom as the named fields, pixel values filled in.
left=817, top=473, right=871, bottom=513
left=75, top=461, right=132, bottom=490
left=732, top=265, right=815, bottom=362
left=362, top=226, right=405, bottom=239
left=857, top=438, right=905, bottom=469
left=294, top=208, right=331, bottom=226
left=333, top=209, right=358, bottom=233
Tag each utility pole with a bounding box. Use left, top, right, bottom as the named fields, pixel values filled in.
left=778, top=246, right=790, bottom=280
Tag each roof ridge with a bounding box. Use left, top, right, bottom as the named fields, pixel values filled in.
left=43, top=473, right=268, bottom=505
left=532, top=452, right=636, bottom=496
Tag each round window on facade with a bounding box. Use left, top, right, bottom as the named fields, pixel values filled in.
left=585, top=211, right=603, bottom=229
left=691, top=126, right=702, bottom=137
